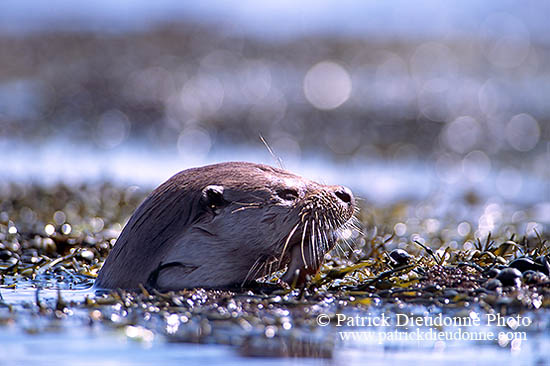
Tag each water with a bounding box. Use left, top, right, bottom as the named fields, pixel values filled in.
left=2, top=138, right=549, bottom=207
left=2, top=0, right=550, bottom=44
left=1, top=139, right=549, bottom=364
left=1, top=2, right=550, bottom=362
left=1, top=284, right=549, bottom=365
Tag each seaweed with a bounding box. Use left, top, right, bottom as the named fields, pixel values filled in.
left=1, top=182, right=549, bottom=356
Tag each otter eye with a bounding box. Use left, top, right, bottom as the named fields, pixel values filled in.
left=202, top=185, right=227, bottom=211
left=277, top=188, right=299, bottom=201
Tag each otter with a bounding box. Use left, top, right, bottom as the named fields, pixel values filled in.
left=95, top=162, right=355, bottom=291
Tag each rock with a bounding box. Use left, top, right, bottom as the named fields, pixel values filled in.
left=485, top=268, right=500, bottom=278
left=484, top=278, right=503, bottom=290
left=496, top=267, right=522, bottom=287
left=389, top=249, right=412, bottom=267
left=509, top=257, right=546, bottom=273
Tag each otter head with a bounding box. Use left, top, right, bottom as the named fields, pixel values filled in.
left=95, top=162, right=355, bottom=290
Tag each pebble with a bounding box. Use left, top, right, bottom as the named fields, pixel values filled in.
left=389, top=249, right=412, bottom=267
left=0, top=250, right=13, bottom=261
left=523, top=270, right=548, bottom=285
left=509, top=257, right=545, bottom=273
left=496, top=267, right=522, bottom=287
left=534, top=255, right=550, bottom=275
left=80, top=249, right=95, bottom=261
left=483, top=278, right=502, bottom=291
left=535, top=255, right=548, bottom=266
left=485, top=268, right=500, bottom=278
left=443, top=289, right=458, bottom=298
left=2, top=257, right=18, bottom=266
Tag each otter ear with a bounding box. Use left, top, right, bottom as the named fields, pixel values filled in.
left=201, top=185, right=227, bottom=211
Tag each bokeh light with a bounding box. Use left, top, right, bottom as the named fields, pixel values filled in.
left=177, top=126, right=212, bottom=159
left=480, top=13, right=531, bottom=69
left=443, top=116, right=482, bottom=154
left=94, top=110, right=131, bottom=149
left=303, top=61, right=352, bottom=110
left=0, top=1, right=548, bottom=206
left=506, top=113, right=540, bottom=152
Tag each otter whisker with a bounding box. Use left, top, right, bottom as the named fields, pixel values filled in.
left=260, top=133, right=285, bottom=169
left=258, top=261, right=268, bottom=278
left=350, top=225, right=364, bottom=237
left=333, top=222, right=354, bottom=259
left=318, top=221, right=327, bottom=260
left=242, top=256, right=268, bottom=287
left=334, top=242, right=346, bottom=257
left=338, top=228, right=354, bottom=249
left=340, top=240, right=352, bottom=259
left=231, top=205, right=262, bottom=214
left=348, top=216, right=364, bottom=235
left=267, top=260, right=274, bottom=277
left=279, top=223, right=300, bottom=264
left=320, top=224, right=329, bottom=253
left=262, top=255, right=278, bottom=278
left=310, top=219, right=317, bottom=266
left=242, top=256, right=263, bottom=286
left=244, top=260, right=261, bottom=283
left=301, top=220, right=309, bottom=268
left=234, top=201, right=263, bottom=206
left=315, top=223, right=324, bottom=263
left=329, top=217, right=340, bottom=231
left=231, top=201, right=264, bottom=214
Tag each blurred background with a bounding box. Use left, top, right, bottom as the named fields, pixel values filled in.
left=2, top=4, right=550, bottom=364
left=1, top=0, right=549, bottom=204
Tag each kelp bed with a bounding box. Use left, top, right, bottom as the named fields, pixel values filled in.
left=1, top=182, right=549, bottom=359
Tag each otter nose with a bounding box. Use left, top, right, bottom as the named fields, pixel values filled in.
left=334, top=186, right=354, bottom=205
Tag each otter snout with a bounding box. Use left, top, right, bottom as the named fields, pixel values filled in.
left=333, top=186, right=354, bottom=206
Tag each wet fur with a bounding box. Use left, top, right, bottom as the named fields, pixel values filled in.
left=95, top=162, right=354, bottom=290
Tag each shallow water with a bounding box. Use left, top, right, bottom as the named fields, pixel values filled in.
left=1, top=284, right=549, bottom=365
left=2, top=138, right=549, bottom=207
left=2, top=1, right=550, bottom=362
left=0, top=324, right=250, bottom=366
left=1, top=140, right=549, bottom=364
left=1, top=328, right=546, bottom=366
